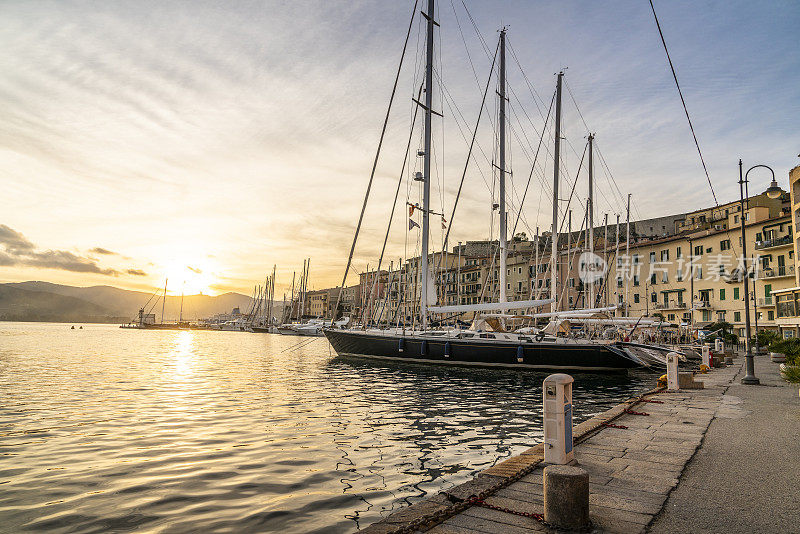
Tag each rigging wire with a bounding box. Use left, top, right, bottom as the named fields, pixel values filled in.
left=440, top=39, right=500, bottom=253
left=649, top=0, right=719, bottom=206
left=331, top=0, right=419, bottom=322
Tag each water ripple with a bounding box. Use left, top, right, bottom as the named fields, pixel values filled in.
left=0, top=322, right=652, bottom=532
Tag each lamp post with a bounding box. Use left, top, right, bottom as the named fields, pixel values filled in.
left=738, top=161, right=780, bottom=384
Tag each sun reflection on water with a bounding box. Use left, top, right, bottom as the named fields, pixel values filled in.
left=169, top=330, right=196, bottom=381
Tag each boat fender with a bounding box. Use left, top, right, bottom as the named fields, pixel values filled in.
left=535, top=331, right=545, bottom=342
left=398, top=338, right=405, bottom=353
left=516, top=345, right=524, bottom=363
left=421, top=339, right=427, bottom=356
left=444, top=341, right=451, bottom=358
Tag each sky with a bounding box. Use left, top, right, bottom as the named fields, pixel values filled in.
left=1, top=0, right=798, bottom=298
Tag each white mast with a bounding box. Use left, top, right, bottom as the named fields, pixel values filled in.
left=603, top=213, right=609, bottom=308
left=625, top=194, right=631, bottom=317
left=499, top=28, right=508, bottom=304
left=587, top=133, right=594, bottom=308
left=550, top=71, right=564, bottom=313
left=419, top=0, right=435, bottom=329
left=615, top=215, right=620, bottom=316
left=161, top=278, right=167, bottom=325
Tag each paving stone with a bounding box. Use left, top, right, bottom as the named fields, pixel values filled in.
left=607, top=457, right=683, bottom=476
left=621, top=449, right=689, bottom=466
left=588, top=492, right=663, bottom=515
left=494, top=486, right=544, bottom=505
left=458, top=506, right=547, bottom=532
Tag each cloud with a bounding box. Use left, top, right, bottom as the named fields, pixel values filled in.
left=90, top=247, right=117, bottom=255
left=0, top=224, right=131, bottom=276
left=187, top=265, right=202, bottom=274
left=126, top=268, right=147, bottom=276
left=0, top=225, right=36, bottom=254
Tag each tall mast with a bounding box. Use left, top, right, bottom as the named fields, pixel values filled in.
left=567, top=209, right=572, bottom=309
left=288, top=271, right=296, bottom=322
left=615, top=214, right=620, bottom=316
left=625, top=194, right=631, bottom=317
left=270, top=265, right=276, bottom=325
left=498, top=28, right=508, bottom=303
left=587, top=133, right=595, bottom=308
left=419, top=0, right=435, bottom=329
left=603, top=213, right=609, bottom=308
left=534, top=227, right=539, bottom=299
left=550, top=71, right=564, bottom=313
left=179, top=284, right=184, bottom=323
left=161, top=278, right=167, bottom=324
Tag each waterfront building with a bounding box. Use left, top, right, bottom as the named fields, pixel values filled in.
left=770, top=164, right=800, bottom=338
left=313, top=182, right=795, bottom=337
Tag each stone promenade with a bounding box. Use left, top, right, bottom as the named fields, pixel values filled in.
left=363, top=361, right=743, bottom=533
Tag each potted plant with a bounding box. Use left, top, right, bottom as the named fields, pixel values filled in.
left=768, top=338, right=800, bottom=363
left=779, top=350, right=800, bottom=397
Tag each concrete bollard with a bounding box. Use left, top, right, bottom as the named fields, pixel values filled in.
left=543, top=373, right=574, bottom=465
left=544, top=465, right=590, bottom=530
left=702, top=344, right=711, bottom=367
left=666, top=352, right=680, bottom=390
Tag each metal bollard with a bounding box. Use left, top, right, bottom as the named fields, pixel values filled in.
left=702, top=344, right=711, bottom=367
left=543, top=373, right=574, bottom=465
left=666, top=352, right=680, bottom=390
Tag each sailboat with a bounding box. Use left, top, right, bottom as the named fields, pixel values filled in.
left=324, top=2, right=645, bottom=372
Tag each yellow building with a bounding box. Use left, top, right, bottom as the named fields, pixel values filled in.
left=770, top=164, right=800, bottom=338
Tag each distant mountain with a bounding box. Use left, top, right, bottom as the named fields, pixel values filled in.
left=0, top=285, right=125, bottom=323
left=0, top=281, right=260, bottom=323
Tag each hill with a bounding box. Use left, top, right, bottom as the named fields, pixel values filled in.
left=0, top=285, right=126, bottom=323
left=0, top=281, right=258, bottom=323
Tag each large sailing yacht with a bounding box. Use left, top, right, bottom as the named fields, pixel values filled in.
left=324, top=0, right=645, bottom=372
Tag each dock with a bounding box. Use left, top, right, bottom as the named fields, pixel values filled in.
left=361, top=357, right=767, bottom=533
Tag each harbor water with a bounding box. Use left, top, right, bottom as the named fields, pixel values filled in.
left=0, top=322, right=654, bottom=533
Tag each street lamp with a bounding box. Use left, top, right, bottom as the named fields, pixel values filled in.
left=738, top=160, right=778, bottom=385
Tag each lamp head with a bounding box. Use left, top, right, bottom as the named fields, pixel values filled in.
left=765, top=179, right=783, bottom=199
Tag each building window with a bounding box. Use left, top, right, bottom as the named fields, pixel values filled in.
left=668, top=313, right=675, bottom=321
left=702, top=310, right=711, bottom=322
left=634, top=294, right=640, bottom=303
left=720, top=239, right=731, bottom=251
left=720, top=288, right=726, bottom=301
left=676, top=246, right=682, bottom=258
left=649, top=252, right=656, bottom=262
left=650, top=273, right=657, bottom=285
left=768, top=310, right=775, bottom=320
left=694, top=245, right=703, bottom=256
left=662, top=271, right=668, bottom=283
left=734, top=311, right=741, bottom=322
left=633, top=275, right=640, bottom=287
left=651, top=292, right=657, bottom=303
left=734, top=287, right=740, bottom=300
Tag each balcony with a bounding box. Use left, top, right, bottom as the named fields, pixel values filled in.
left=754, top=235, right=792, bottom=250
left=757, top=297, right=774, bottom=307
left=655, top=301, right=687, bottom=310
left=694, top=300, right=713, bottom=309
left=761, top=265, right=795, bottom=279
